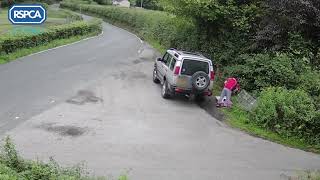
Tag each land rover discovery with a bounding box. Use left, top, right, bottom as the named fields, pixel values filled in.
left=153, top=48, right=215, bottom=99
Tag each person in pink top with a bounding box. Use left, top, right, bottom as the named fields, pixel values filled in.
left=216, top=77, right=240, bottom=107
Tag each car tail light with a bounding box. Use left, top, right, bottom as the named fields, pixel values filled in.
left=174, top=66, right=180, bottom=75
left=175, top=88, right=183, bottom=93
left=210, top=71, right=215, bottom=80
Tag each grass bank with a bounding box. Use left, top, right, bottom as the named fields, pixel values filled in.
left=0, top=18, right=102, bottom=63
left=212, top=84, right=320, bottom=153
left=0, top=31, right=100, bottom=64
left=0, top=5, right=98, bottom=64
left=0, top=137, right=127, bottom=179
left=222, top=98, right=320, bottom=153
left=0, top=7, right=82, bottom=37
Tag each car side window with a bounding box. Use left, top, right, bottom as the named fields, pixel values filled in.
left=165, top=56, right=172, bottom=67
left=169, top=58, right=176, bottom=71
left=162, top=53, right=169, bottom=64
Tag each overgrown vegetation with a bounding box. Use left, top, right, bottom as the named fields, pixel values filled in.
left=223, top=99, right=320, bottom=153
left=60, top=2, right=198, bottom=51
left=0, top=137, right=107, bottom=179
left=61, top=0, right=320, bottom=150
left=252, top=87, right=319, bottom=145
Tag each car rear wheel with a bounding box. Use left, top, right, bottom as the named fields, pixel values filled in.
left=153, top=68, right=160, bottom=84
left=191, top=71, right=210, bottom=91
left=161, top=80, right=171, bottom=99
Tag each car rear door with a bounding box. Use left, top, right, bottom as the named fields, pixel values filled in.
left=157, top=52, right=172, bottom=82
left=178, top=58, right=210, bottom=89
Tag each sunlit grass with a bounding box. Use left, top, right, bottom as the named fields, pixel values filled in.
left=0, top=32, right=100, bottom=64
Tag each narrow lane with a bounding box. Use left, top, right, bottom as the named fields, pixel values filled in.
left=0, top=17, right=319, bottom=180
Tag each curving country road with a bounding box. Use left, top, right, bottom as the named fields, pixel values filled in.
left=0, top=16, right=319, bottom=180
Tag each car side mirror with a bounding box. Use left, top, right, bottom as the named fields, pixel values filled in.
left=157, top=57, right=163, bottom=62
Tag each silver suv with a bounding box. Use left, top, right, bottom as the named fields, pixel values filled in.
left=153, top=48, right=215, bottom=99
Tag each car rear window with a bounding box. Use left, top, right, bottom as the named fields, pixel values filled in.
left=181, top=59, right=209, bottom=75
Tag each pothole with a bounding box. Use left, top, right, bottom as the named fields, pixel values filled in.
left=66, top=90, right=103, bottom=105
left=38, top=123, right=87, bottom=137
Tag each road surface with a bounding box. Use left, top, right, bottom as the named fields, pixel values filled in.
left=0, top=16, right=319, bottom=180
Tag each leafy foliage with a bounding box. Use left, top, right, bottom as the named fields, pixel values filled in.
left=255, top=0, right=320, bottom=68
left=0, top=137, right=109, bottom=180
left=299, top=70, right=320, bottom=110
left=225, top=53, right=299, bottom=92
left=161, top=0, right=260, bottom=31
left=251, top=87, right=319, bottom=145
left=135, top=0, right=162, bottom=10
left=60, top=2, right=198, bottom=50
left=92, top=0, right=111, bottom=5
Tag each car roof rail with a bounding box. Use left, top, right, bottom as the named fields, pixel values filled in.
left=169, top=48, right=181, bottom=55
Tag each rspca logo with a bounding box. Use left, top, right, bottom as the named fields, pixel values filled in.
left=8, top=4, right=47, bottom=25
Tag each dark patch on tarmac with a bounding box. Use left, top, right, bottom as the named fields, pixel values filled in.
left=112, top=71, right=147, bottom=80
left=132, top=58, right=149, bottom=64
left=38, top=123, right=87, bottom=137
left=196, top=97, right=225, bottom=121
left=168, top=93, right=225, bottom=122
left=66, top=90, right=102, bottom=105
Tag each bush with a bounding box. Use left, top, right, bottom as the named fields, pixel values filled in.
left=60, top=2, right=198, bottom=51
left=0, top=19, right=102, bottom=54
left=299, top=70, right=320, bottom=110
left=0, top=137, right=107, bottom=179
left=251, top=87, right=319, bottom=145
left=93, top=0, right=111, bottom=5
left=224, top=53, right=300, bottom=93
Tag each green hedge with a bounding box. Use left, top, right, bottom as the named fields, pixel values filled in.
left=251, top=87, right=319, bottom=145
left=0, top=19, right=102, bottom=54
left=60, top=2, right=199, bottom=51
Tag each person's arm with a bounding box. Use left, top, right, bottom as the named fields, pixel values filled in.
left=235, top=83, right=241, bottom=92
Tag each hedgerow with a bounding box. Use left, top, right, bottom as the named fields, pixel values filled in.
left=60, top=2, right=199, bottom=51
left=0, top=19, right=102, bottom=54
left=251, top=87, right=319, bottom=145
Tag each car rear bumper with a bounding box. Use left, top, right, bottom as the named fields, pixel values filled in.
left=170, top=85, right=212, bottom=96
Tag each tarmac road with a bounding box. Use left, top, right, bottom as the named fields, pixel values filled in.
left=0, top=16, right=319, bottom=180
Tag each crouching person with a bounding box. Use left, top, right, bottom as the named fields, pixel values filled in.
left=216, top=77, right=240, bottom=108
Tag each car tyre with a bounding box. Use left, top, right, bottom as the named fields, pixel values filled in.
left=191, top=71, right=210, bottom=91
left=153, top=68, right=160, bottom=84
left=161, top=80, right=171, bottom=99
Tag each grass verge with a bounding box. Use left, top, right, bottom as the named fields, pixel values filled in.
left=0, top=137, right=127, bottom=179
left=0, top=31, right=100, bottom=64
left=222, top=98, right=320, bottom=154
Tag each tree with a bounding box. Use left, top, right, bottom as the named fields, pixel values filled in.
left=161, top=0, right=260, bottom=33
left=93, top=0, right=112, bottom=5
left=135, top=0, right=162, bottom=10
left=129, top=0, right=136, bottom=6
left=255, top=0, right=320, bottom=68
